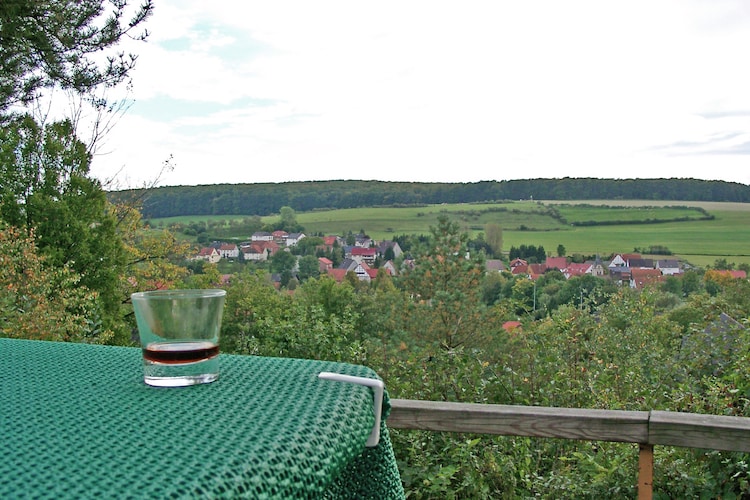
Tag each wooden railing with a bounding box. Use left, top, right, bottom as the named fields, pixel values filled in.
left=388, top=399, right=750, bottom=499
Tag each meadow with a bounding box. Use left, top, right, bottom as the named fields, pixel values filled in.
left=151, top=200, right=750, bottom=268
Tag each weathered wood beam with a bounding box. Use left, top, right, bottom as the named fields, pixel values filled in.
left=649, top=410, right=750, bottom=452
left=388, top=400, right=750, bottom=453
left=388, top=399, right=650, bottom=444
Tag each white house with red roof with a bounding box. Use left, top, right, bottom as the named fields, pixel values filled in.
left=565, top=262, right=593, bottom=278
left=218, top=243, right=239, bottom=259
left=195, top=247, right=220, bottom=264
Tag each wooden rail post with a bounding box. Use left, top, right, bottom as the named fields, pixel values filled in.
left=638, top=443, right=654, bottom=500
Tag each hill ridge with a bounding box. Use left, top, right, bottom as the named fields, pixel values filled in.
left=108, top=177, right=750, bottom=218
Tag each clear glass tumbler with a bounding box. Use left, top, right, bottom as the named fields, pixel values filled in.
left=131, top=289, right=226, bottom=387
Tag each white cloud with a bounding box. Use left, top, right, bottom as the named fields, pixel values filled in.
left=89, top=0, right=750, bottom=188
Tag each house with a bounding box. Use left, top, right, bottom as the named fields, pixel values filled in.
left=656, top=259, right=681, bottom=276
left=272, top=230, right=288, bottom=244
left=528, top=263, right=547, bottom=278
left=251, top=231, right=273, bottom=242
left=565, top=262, right=592, bottom=278
left=545, top=256, right=567, bottom=271
left=354, top=262, right=373, bottom=282
left=376, top=241, right=403, bottom=259
left=608, top=254, right=627, bottom=269
left=240, top=241, right=280, bottom=261
left=195, top=247, right=220, bottom=264
left=351, top=247, right=377, bottom=265
left=354, top=233, right=373, bottom=248
left=338, top=258, right=371, bottom=281
left=286, top=233, right=306, bottom=247
left=339, top=258, right=360, bottom=273
left=318, top=257, right=333, bottom=273
left=365, top=267, right=380, bottom=281
left=590, top=256, right=607, bottom=277
left=510, top=263, right=529, bottom=276
left=509, top=258, right=528, bottom=269
left=218, top=243, right=239, bottom=259
left=327, top=268, right=349, bottom=283
left=628, top=258, right=654, bottom=269
left=485, top=259, right=506, bottom=273
left=609, top=253, right=641, bottom=270
left=322, top=235, right=341, bottom=248
left=630, top=268, right=663, bottom=289
left=240, top=244, right=266, bottom=262
left=261, top=241, right=281, bottom=256
left=381, top=260, right=398, bottom=276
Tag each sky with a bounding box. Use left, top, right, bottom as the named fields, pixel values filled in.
left=87, top=0, right=750, bottom=189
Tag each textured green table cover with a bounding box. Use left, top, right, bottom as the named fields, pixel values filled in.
left=0, top=338, right=405, bottom=499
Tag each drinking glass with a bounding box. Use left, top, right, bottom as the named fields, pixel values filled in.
left=131, top=289, right=226, bottom=387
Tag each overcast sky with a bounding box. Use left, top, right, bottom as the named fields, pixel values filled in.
left=88, top=0, right=750, bottom=189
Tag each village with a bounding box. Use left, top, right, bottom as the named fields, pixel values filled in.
left=192, top=230, right=749, bottom=289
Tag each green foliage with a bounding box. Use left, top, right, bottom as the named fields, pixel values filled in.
left=1, top=115, right=129, bottom=339
left=275, top=206, right=303, bottom=232
left=399, top=216, right=490, bottom=353
left=270, top=248, right=296, bottom=274
left=0, top=0, right=153, bottom=111
left=0, top=225, right=112, bottom=343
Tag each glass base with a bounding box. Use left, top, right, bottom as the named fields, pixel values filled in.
left=144, top=372, right=219, bottom=387
left=142, top=354, right=219, bottom=387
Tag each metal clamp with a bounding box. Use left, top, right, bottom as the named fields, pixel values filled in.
left=318, top=372, right=384, bottom=447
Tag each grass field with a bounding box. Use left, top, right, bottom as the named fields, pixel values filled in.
left=151, top=200, right=750, bottom=268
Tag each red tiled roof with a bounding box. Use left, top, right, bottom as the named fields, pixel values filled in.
left=545, top=257, right=567, bottom=270
left=351, top=247, right=376, bottom=256
left=529, top=263, right=547, bottom=275
left=566, top=263, right=591, bottom=276
left=327, top=269, right=348, bottom=282
left=511, top=264, right=529, bottom=275
left=631, top=268, right=663, bottom=288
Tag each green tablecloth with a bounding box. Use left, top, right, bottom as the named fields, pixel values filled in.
left=0, top=338, right=405, bottom=499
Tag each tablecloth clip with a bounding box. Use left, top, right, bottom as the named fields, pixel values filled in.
left=318, top=372, right=384, bottom=447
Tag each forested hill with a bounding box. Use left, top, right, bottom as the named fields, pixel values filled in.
left=110, top=178, right=750, bottom=218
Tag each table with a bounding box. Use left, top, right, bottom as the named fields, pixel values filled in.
left=0, top=338, right=405, bottom=499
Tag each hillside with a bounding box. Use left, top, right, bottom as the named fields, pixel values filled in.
left=109, top=178, right=750, bottom=219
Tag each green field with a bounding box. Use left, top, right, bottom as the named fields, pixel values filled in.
left=151, top=201, right=750, bottom=268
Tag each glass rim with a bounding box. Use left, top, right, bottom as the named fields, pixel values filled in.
left=131, top=289, right=226, bottom=300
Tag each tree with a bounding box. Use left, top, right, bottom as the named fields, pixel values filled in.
left=0, top=114, right=128, bottom=337
left=270, top=249, right=296, bottom=275
left=557, top=244, right=566, bottom=257
left=400, top=216, right=489, bottom=351
left=384, top=245, right=396, bottom=262
left=277, top=206, right=302, bottom=232
left=0, top=225, right=111, bottom=343
left=484, top=223, right=503, bottom=257
left=0, top=0, right=153, bottom=112
left=297, top=255, right=320, bottom=282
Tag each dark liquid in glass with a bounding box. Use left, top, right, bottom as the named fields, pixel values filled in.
left=143, top=341, right=219, bottom=364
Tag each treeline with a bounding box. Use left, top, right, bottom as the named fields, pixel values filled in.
left=110, top=178, right=750, bottom=219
